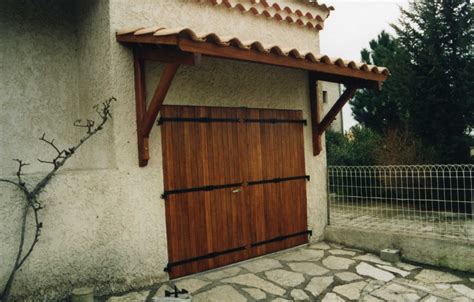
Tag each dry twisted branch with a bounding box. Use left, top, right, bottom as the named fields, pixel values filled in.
left=0, top=97, right=116, bottom=302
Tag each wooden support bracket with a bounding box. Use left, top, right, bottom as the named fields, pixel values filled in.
left=308, top=72, right=322, bottom=156
left=133, top=46, right=201, bottom=167
left=309, top=71, right=359, bottom=156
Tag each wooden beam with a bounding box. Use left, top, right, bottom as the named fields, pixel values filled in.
left=133, top=47, right=180, bottom=167
left=319, top=85, right=357, bottom=133
left=141, top=63, right=180, bottom=140
left=136, top=46, right=201, bottom=66
left=309, top=71, right=380, bottom=90
left=134, top=50, right=148, bottom=167
left=177, top=39, right=386, bottom=86
left=117, top=34, right=387, bottom=88
left=308, top=72, right=322, bottom=156
left=118, top=34, right=178, bottom=46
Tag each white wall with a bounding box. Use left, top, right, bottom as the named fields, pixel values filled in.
left=321, top=81, right=344, bottom=133
left=0, top=0, right=329, bottom=299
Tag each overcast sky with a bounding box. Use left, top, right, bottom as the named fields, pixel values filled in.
left=320, top=0, right=409, bottom=131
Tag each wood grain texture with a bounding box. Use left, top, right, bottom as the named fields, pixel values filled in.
left=161, top=105, right=308, bottom=278
left=117, top=34, right=387, bottom=88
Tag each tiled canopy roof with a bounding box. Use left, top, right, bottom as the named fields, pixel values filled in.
left=116, top=27, right=390, bottom=77
left=198, top=0, right=335, bottom=30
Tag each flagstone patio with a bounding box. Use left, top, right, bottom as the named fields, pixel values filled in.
left=104, top=242, right=474, bottom=301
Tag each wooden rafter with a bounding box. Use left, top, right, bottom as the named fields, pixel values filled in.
left=118, top=34, right=388, bottom=89
left=133, top=46, right=201, bottom=166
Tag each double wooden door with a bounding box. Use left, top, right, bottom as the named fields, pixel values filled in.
left=160, top=105, right=309, bottom=278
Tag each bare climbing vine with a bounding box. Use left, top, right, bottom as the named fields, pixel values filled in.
left=0, top=97, right=116, bottom=302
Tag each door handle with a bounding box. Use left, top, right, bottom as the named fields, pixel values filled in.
left=232, top=188, right=242, bottom=193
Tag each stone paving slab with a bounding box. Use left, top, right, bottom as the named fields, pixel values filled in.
left=102, top=241, right=474, bottom=302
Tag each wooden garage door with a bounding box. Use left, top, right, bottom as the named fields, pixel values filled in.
left=160, top=105, right=309, bottom=278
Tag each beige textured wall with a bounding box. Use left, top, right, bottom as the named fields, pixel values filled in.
left=321, top=81, right=344, bottom=133
left=112, top=0, right=320, bottom=53
left=0, top=0, right=328, bottom=299
left=0, top=0, right=81, bottom=174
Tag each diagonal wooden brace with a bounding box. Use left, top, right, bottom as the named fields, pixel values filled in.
left=133, top=46, right=200, bottom=167
left=308, top=71, right=358, bottom=156
left=318, top=85, right=357, bottom=133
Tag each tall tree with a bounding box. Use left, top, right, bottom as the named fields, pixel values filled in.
left=393, top=0, right=474, bottom=162
left=350, top=31, right=413, bottom=133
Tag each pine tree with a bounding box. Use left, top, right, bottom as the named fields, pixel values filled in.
left=350, top=31, right=413, bottom=133
left=393, top=0, right=474, bottom=163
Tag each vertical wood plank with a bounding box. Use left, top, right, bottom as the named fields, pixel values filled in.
left=161, top=105, right=308, bottom=278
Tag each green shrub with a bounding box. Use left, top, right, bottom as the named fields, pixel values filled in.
left=326, top=126, right=381, bottom=166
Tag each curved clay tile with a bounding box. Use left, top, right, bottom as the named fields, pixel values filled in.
left=305, top=0, right=335, bottom=11
left=273, top=12, right=284, bottom=20
left=359, top=64, right=370, bottom=72
left=118, top=27, right=389, bottom=75
left=259, top=0, right=270, bottom=7
left=229, top=38, right=251, bottom=49
left=153, top=28, right=182, bottom=36
left=204, top=33, right=226, bottom=45
left=282, top=6, right=292, bottom=14
left=294, top=9, right=304, bottom=17
left=370, top=66, right=382, bottom=74
left=303, top=52, right=316, bottom=62
left=318, top=55, right=332, bottom=64
left=248, top=6, right=260, bottom=15
left=261, top=10, right=272, bottom=18
left=221, top=0, right=233, bottom=8
left=117, top=27, right=144, bottom=35
left=197, top=0, right=326, bottom=31
left=346, top=61, right=358, bottom=69
left=269, top=46, right=286, bottom=56
left=304, top=21, right=315, bottom=29
left=188, top=31, right=208, bottom=42
left=334, top=58, right=346, bottom=67
left=271, top=3, right=282, bottom=11
left=288, top=49, right=304, bottom=59
left=249, top=41, right=268, bottom=53
left=235, top=3, right=248, bottom=12
left=135, top=26, right=164, bottom=35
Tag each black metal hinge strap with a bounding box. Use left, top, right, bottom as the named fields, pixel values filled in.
left=158, top=117, right=240, bottom=125
left=251, top=230, right=312, bottom=248
left=164, top=245, right=246, bottom=272
left=162, top=182, right=243, bottom=199
left=158, top=117, right=307, bottom=125
left=248, top=175, right=310, bottom=186
left=244, top=118, right=307, bottom=125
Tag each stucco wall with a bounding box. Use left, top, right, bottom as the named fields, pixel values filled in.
left=1, top=0, right=328, bottom=300
left=0, top=0, right=81, bottom=174
left=112, top=0, right=320, bottom=53
left=321, top=81, right=344, bottom=133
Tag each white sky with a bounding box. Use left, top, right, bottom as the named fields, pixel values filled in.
left=320, top=0, right=409, bottom=131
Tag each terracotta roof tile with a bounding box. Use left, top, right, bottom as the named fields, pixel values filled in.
left=197, top=0, right=327, bottom=30
left=117, top=26, right=390, bottom=77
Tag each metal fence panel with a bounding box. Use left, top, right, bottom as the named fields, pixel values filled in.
left=328, top=165, right=473, bottom=242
